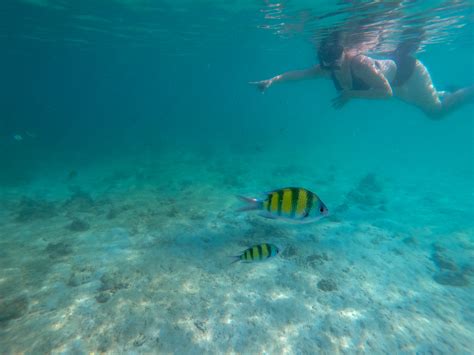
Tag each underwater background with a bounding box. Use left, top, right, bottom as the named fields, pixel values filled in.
left=1, top=0, right=473, bottom=353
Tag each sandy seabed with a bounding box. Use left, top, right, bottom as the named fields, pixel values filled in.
left=0, top=149, right=473, bottom=354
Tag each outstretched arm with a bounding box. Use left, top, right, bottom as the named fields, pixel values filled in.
left=250, top=65, right=327, bottom=93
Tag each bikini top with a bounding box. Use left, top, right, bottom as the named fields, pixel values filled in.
left=330, top=55, right=377, bottom=91
left=331, top=70, right=370, bottom=91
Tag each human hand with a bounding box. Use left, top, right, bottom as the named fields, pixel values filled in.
left=331, top=90, right=351, bottom=109
left=249, top=79, right=272, bottom=93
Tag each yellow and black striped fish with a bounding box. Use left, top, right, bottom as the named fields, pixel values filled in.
left=232, top=243, right=280, bottom=263
left=237, top=187, right=328, bottom=223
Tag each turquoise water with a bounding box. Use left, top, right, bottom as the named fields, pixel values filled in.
left=1, top=1, right=473, bottom=353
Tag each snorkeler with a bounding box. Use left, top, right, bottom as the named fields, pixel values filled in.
left=250, top=34, right=474, bottom=120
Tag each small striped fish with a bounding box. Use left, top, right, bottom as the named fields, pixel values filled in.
left=232, top=243, right=280, bottom=263
left=237, top=187, right=328, bottom=223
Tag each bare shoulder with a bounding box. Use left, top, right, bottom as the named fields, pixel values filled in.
left=351, top=54, right=377, bottom=69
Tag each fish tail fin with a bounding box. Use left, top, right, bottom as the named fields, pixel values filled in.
left=275, top=243, right=285, bottom=257
left=229, top=255, right=241, bottom=264
left=236, top=195, right=263, bottom=212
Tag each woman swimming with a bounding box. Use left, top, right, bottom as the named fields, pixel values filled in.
left=250, top=37, right=473, bottom=120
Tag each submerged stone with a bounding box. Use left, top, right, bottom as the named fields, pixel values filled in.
left=357, top=173, right=383, bottom=193
left=0, top=295, right=29, bottom=322
left=306, top=253, right=329, bottom=266
left=45, top=241, right=72, bottom=259
left=344, top=173, right=385, bottom=209
left=67, top=218, right=90, bottom=232
left=194, top=320, right=207, bottom=333
left=67, top=270, right=94, bottom=287
left=317, top=279, right=338, bottom=292
left=99, top=273, right=129, bottom=292
left=431, top=252, right=457, bottom=271
left=63, top=189, right=95, bottom=212
left=15, top=197, right=56, bottom=222
left=95, top=292, right=111, bottom=303
left=433, top=271, right=470, bottom=287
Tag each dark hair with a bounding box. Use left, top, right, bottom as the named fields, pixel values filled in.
left=317, top=33, right=344, bottom=69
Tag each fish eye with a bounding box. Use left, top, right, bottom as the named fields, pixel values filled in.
left=320, top=207, right=325, bottom=213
